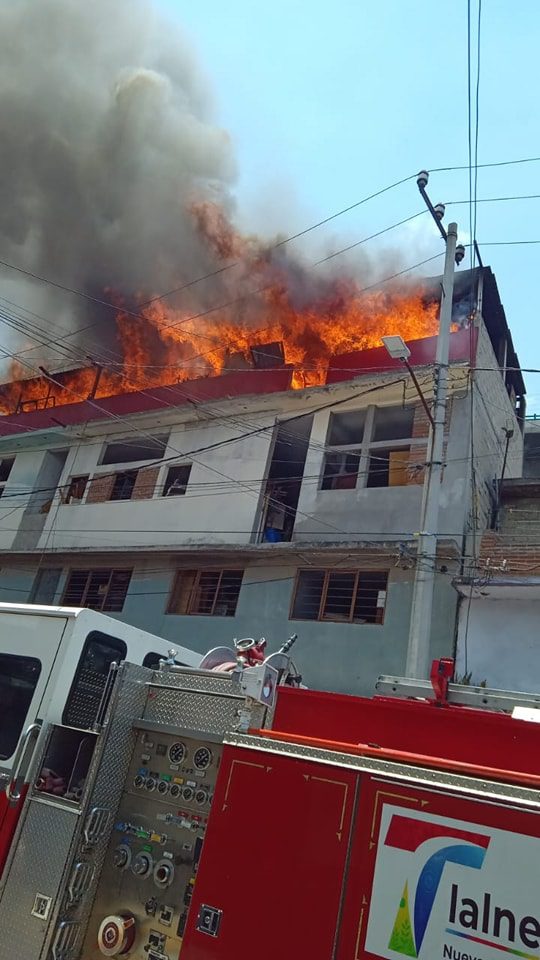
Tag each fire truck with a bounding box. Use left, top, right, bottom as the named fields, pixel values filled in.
left=2, top=631, right=540, bottom=960
left=0, top=602, right=200, bottom=879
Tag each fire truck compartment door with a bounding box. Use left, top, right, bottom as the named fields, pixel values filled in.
left=0, top=614, right=67, bottom=830
left=182, top=747, right=358, bottom=960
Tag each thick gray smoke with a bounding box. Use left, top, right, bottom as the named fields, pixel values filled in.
left=0, top=0, right=236, bottom=361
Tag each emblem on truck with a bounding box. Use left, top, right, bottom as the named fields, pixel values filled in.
left=384, top=815, right=490, bottom=957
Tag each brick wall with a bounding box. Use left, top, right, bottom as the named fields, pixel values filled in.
left=406, top=397, right=454, bottom=485
left=85, top=473, right=115, bottom=503
left=132, top=466, right=160, bottom=500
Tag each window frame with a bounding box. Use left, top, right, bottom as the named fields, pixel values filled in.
left=99, top=434, right=170, bottom=467
left=162, top=464, right=192, bottom=497
left=320, top=403, right=423, bottom=491
left=61, top=568, right=133, bottom=612
left=109, top=470, right=138, bottom=501
left=290, top=568, right=388, bottom=625
left=167, top=568, right=244, bottom=617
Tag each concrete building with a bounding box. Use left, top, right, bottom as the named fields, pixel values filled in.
left=0, top=267, right=524, bottom=695
left=454, top=420, right=540, bottom=692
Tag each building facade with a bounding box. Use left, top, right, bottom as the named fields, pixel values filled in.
left=454, top=420, right=540, bottom=692
left=0, top=267, right=524, bottom=695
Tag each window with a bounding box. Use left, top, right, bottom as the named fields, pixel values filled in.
left=63, top=475, right=89, bottom=504
left=29, top=568, right=62, bottom=605
left=63, top=631, right=127, bottom=729
left=291, top=569, right=388, bottom=624
left=321, top=452, right=360, bottom=490
left=100, top=434, right=169, bottom=466
left=0, top=457, right=15, bottom=497
left=110, top=470, right=137, bottom=501
left=163, top=464, right=192, bottom=497
left=167, top=569, right=244, bottom=616
left=372, top=405, right=414, bottom=442
left=0, top=654, right=41, bottom=760
left=321, top=404, right=418, bottom=491
left=62, top=569, right=132, bottom=612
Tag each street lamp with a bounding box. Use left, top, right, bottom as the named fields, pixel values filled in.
left=382, top=336, right=434, bottom=429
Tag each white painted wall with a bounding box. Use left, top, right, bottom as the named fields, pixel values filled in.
left=455, top=596, right=540, bottom=691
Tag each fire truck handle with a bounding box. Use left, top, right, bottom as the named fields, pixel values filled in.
left=6, top=722, right=41, bottom=805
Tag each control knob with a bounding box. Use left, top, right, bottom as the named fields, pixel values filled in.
left=97, top=914, right=136, bottom=956
left=131, top=852, right=153, bottom=879
left=113, top=845, right=131, bottom=871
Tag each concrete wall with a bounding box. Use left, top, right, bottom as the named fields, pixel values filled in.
left=455, top=596, right=540, bottom=692
left=0, top=558, right=458, bottom=696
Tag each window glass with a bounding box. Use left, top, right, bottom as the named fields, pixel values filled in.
left=321, top=452, right=360, bottom=490
left=0, top=654, right=41, bottom=760
left=372, top=406, right=414, bottom=442
left=101, top=435, right=169, bottom=465
left=62, top=569, right=132, bottom=612
left=167, top=569, right=243, bottom=616
left=327, top=410, right=366, bottom=446
left=291, top=570, right=388, bottom=624
left=63, top=631, right=127, bottom=729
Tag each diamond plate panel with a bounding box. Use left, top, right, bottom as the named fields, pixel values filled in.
left=51, top=663, right=151, bottom=951
left=143, top=668, right=266, bottom=734
left=144, top=686, right=242, bottom=734
left=0, top=803, right=78, bottom=959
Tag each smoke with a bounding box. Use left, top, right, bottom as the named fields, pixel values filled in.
left=0, top=0, right=236, bottom=359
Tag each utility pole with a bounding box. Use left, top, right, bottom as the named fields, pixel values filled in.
left=405, top=171, right=465, bottom=679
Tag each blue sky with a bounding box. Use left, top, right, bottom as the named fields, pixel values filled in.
left=161, top=0, right=540, bottom=408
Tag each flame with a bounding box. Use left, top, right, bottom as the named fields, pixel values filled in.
left=0, top=202, right=440, bottom=413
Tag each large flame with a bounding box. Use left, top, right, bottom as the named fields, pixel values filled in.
left=0, top=203, right=439, bottom=414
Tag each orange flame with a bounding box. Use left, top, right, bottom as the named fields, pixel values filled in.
left=0, top=202, right=439, bottom=413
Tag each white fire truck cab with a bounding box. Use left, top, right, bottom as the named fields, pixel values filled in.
left=0, top=602, right=200, bottom=876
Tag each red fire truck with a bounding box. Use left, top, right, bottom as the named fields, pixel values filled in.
left=1, top=641, right=540, bottom=960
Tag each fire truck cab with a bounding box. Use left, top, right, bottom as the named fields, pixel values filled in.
left=0, top=602, right=199, bottom=876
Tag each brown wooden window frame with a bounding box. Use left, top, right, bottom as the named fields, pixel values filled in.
left=167, top=568, right=244, bottom=617
left=290, top=568, right=388, bottom=625
left=61, top=568, right=133, bottom=612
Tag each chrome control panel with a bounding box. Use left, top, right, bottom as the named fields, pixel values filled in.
left=82, top=730, right=222, bottom=959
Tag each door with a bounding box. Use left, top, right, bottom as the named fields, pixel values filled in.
left=0, top=612, right=67, bottom=873
left=182, top=745, right=359, bottom=960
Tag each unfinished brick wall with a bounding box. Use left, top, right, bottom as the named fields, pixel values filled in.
left=85, top=473, right=115, bottom=503
left=132, top=467, right=160, bottom=500
left=407, top=398, right=453, bottom=485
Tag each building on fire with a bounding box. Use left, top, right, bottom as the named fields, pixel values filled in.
left=0, top=267, right=525, bottom=694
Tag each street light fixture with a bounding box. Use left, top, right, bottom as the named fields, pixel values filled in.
left=381, top=335, right=411, bottom=361
left=382, top=336, right=435, bottom=429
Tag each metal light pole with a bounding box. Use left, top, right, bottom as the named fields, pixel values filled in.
left=405, top=171, right=465, bottom=679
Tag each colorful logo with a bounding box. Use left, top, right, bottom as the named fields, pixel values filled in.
left=384, top=815, right=491, bottom=958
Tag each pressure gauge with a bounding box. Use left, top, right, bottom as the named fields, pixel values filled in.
left=193, top=746, right=212, bottom=770
left=168, top=742, right=186, bottom=766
